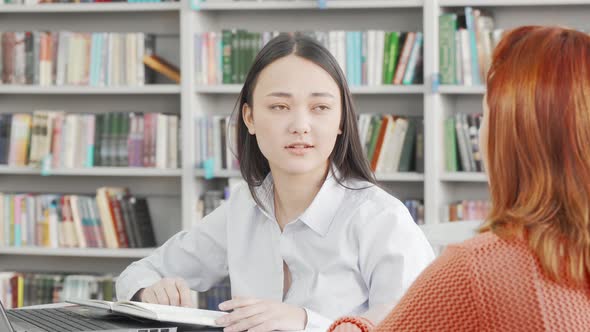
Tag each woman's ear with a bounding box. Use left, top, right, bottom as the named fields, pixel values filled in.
left=242, top=103, right=255, bottom=135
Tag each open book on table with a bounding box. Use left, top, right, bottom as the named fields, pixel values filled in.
left=66, top=299, right=227, bottom=327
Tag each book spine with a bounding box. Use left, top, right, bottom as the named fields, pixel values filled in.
left=465, top=7, right=482, bottom=85
left=108, top=191, right=129, bottom=248
left=222, top=30, right=232, bottom=84
left=398, top=118, right=417, bottom=172
left=439, top=13, right=458, bottom=85
left=402, top=32, right=423, bottom=85
left=142, top=113, right=151, bottom=167
left=393, top=32, right=416, bottom=85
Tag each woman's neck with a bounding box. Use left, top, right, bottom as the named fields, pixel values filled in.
left=272, top=163, right=329, bottom=231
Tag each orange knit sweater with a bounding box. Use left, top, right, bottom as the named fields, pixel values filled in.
left=370, top=232, right=590, bottom=331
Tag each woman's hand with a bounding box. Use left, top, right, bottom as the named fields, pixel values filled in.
left=137, top=277, right=194, bottom=307
left=215, top=297, right=307, bottom=332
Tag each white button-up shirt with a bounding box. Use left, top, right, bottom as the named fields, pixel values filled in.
left=116, top=172, right=434, bottom=330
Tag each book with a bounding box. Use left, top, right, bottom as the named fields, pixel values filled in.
left=128, top=196, right=157, bottom=248
left=439, top=13, right=458, bottom=85
left=398, top=117, right=418, bottom=172
left=66, top=299, right=226, bottom=327
left=143, top=54, right=180, bottom=83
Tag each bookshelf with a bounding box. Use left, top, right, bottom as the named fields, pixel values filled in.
left=185, top=0, right=427, bottom=235
left=191, top=169, right=425, bottom=182
left=194, top=84, right=425, bottom=94
left=0, top=247, right=153, bottom=258
left=419, top=219, right=480, bottom=247
left=433, top=0, right=590, bottom=224
left=0, top=2, right=181, bottom=13
left=195, top=0, right=424, bottom=10
left=439, top=0, right=590, bottom=6
left=0, top=85, right=181, bottom=95
left=375, top=172, right=425, bottom=182
left=0, top=2, right=184, bottom=277
left=2, top=0, right=584, bottom=286
left=0, top=166, right=182, bottom=177
left=194, top=169, right=240, bottom=178
left=437, top=85, right=485, bottom=94
left=440, top=172, right=487, bottom=182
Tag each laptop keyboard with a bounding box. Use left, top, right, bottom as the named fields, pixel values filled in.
left=7, top=308, right=120, bottom=331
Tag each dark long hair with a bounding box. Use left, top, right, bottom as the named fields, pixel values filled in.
left=233, top=33, right=375, bottom=206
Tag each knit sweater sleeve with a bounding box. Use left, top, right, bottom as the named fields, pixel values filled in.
left=374, top=245, right=480, bottom=332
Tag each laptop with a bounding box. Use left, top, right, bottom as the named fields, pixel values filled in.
left=0, top=299, right=217, bottom=332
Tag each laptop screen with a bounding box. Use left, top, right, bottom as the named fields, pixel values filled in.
left=0, top=300, right=15, bottom=332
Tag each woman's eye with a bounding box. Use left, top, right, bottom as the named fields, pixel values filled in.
left=313, top=105, right=330, bottom=112
left=271, top=105, right=288, bottom=111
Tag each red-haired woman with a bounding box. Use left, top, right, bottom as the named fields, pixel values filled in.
left=329, top=25, right=590, bottom=332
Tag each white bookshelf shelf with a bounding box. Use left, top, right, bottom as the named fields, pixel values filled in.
left=419, top=220, right=481, bottom=246
left=194, top=169, right=241, bottom=178
left=0, top=2, right=181, bottom=13
left=440, top=0, right=590, bottom=6
left=322, top=0, right=423, bottom=9
left=351, top=85, right=425, bottom=94
left=195, top=84, right=425, bottom=95
left=0, top=166, right=182, bottom=177
left=375, top=172, right=424, bottom=182
left=0, top=85, right=181, bottom=95
left=438, top=85, right=486, bottom=94
left=441, top=172, right=487, bottom=182
left=49, top=167, right=182, bottom=177
left=197, top=0, right=316, bottom=10
left=192, top=169, right=423, bottom=181
left=196, top=0, right=423, bottom=11
left=0, top=166, right=38, bottom=175
left=194, top=84, right=242, bottom=94
left=0, top=247, right=154, bottom=258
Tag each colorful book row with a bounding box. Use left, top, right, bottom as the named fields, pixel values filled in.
left=195, top=30, right=424, bottom=86
left=0, top=111, right=180, bottom=169
left=439, top=7, right=503, bottom=86
left=0, top=188, right=157, bottom=249
left=194, top=115, right=239, bottom=173
left=444, top=200, right=490, bottom=223
left=358, top=114, right=424, bottom=173
left=0, top=272, right=115, bottom=309
left=444, top=112, right=483, bottom=173
left=0, top=32, right=157, bottom=87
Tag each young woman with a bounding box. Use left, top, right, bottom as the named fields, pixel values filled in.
left=329, top=26, right=590, bottom=332
left=116, top=34, right=434, bottom=332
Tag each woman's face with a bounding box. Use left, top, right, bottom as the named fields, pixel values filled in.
left=242, top=54, right=342, bottom=177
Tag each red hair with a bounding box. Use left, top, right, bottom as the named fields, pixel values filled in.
left=482, top=26, right=590, bottom=286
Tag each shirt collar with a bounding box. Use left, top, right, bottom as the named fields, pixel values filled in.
left=298, top=170, right=346, bottom=237
left=251, top=167, right=347, bottom=237
left=252, top=173, right=277, bottom=221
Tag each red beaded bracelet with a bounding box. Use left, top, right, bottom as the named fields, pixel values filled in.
left=327, top=316, right=375, bottom=332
